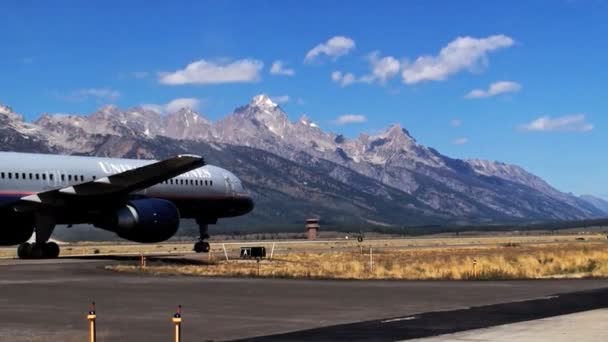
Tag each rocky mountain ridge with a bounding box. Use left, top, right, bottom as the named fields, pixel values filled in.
left=1, top=96, right=605, bottom=226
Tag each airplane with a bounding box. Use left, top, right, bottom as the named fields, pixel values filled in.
left=0, top=151, right=254, bottom=259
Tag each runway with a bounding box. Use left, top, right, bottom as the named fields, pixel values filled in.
left=1, top=258, right=608, bottom=341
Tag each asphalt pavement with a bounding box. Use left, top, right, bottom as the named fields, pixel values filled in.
left=1, top=257, right=608, bottom=341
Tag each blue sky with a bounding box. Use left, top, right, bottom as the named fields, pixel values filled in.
left=1, top=0, right=607, bottom=198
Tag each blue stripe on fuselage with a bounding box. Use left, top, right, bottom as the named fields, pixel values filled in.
left=0, top=195, right=21, bottom=206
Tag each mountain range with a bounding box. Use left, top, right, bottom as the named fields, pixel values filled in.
left=1, top=96, right=607, bottom=229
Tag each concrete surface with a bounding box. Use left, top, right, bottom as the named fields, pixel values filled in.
left=413, top=309, right=608, bottom=342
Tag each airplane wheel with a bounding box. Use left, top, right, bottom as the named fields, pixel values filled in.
left=43, top=242, right=60, bottom=258
left=194, top=241, right=210, bottom=253
left=29, top=243, right=44, bottom=259
left=17, top=243, right=31, bottom=259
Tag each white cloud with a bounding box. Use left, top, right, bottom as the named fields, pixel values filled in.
left=451, top=119, right=462, bottom=127
left=452, top=137, right=469, bottom=145
left=270, top=61, right=295, bottom=76
left=79, top=88, right=121, bottom=101
left=159, top=59, right=263, bottom=85
left=465, top=81, right=521, bottom=99
left=331, top=53, right=401, bottom=87
left=141, top=103, right=164, bottom=113
left=165, top=98, right=201, bottom=112
left=142, top=97, right=201, bottom=114
left=331, top=71, right=357, bottom=87
left=271, top=95, right=290, bottom=104
left=332, top=114, right=367, bottom=125
left=520, top=114, right=593, bottom=132
left=363, top=52, right=401, bottom=84
left=331, top=71, right=342, bottom=82
left=305, top=36, right=355, bottom=63
left=402, top=35, right=514, bottom=84
left=59, top=88, right=121, bottom=103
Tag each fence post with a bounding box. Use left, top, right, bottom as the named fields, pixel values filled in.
left=369, top=247, right=373, bottom=274
left=172, top=305, right=182, bottom=342
left=87, top=302, right=96, bottom=342
left=270, top=243, right=276, bottom=260
left=222, top=243, right=229, bottom=261
left=473, top=259, right=477, bottom=278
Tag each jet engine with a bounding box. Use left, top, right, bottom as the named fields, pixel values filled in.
left=0, top=215, right=34, bottom=246
left=95, top=199, right=180, bottom=243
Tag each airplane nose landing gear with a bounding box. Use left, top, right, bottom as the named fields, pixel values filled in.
left=193, top=241, right=210, bottom=253
left=193, top=217, right=215, bottom=253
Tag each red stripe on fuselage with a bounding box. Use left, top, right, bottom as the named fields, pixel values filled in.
left=0, top=191, right=35, bottom=196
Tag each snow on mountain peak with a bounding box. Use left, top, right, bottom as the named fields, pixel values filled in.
left=0, top=103, right=24, bottom=122
left=100, top=104, right=118, bottom=112
left=250, top=94, right=278, bottom=109
left=0, top=104, right=13, bottom=115
left=298, top=115, right=319, bottom=128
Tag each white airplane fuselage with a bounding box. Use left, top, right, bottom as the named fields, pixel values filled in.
left=0, top=152, right=253, bottom=255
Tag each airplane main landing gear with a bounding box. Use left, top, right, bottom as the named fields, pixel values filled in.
left=17, top=214, right=59, bottom=259
left=17, top=242, right=60, bottom=259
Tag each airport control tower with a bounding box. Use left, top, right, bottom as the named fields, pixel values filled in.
left=306, top=218, right=320, bottom=240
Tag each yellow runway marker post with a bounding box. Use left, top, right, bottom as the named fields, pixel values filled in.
left=172, top=305, right=182, bottom=342
left=87, top=302, right=96, bottom=342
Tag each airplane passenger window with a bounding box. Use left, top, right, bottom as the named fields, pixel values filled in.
left=0, top=172, right=4, bottom=179
left=22, top=173, right=26, bottom=179
left=61, top=175, right=65, bottom=181
left=15, top=173, right=19, bottom=179
left=80, top=175, right=84, bottom=181
left=42, top=174, right=46, bottom=180
left=35, top=174, right=39, bottom=180
left=68, top=175, right=72, bottom=181
left=29, top=173, right=33, bottom=180
left=50, top=174, right=54, bottom=181
left=8, top=173, right=12, bottom=179
left=210, top=180, right=213, bottom=186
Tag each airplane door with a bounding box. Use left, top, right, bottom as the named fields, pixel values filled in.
left=224, top=176, right=236, bottom=197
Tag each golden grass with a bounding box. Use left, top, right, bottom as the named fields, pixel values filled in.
left=109, top=241, right=608, bottom=280
left=0, top=243, right=194, bottom=259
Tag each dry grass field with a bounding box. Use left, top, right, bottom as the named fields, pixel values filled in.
left=3, top=233, right=603, bottom=259
left=0, top=242, right=195, bottom=259
left=105, top=234, right=608, bottom=280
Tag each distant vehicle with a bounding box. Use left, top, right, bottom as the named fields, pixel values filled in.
left=0, top=152, right=254, bottom=259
